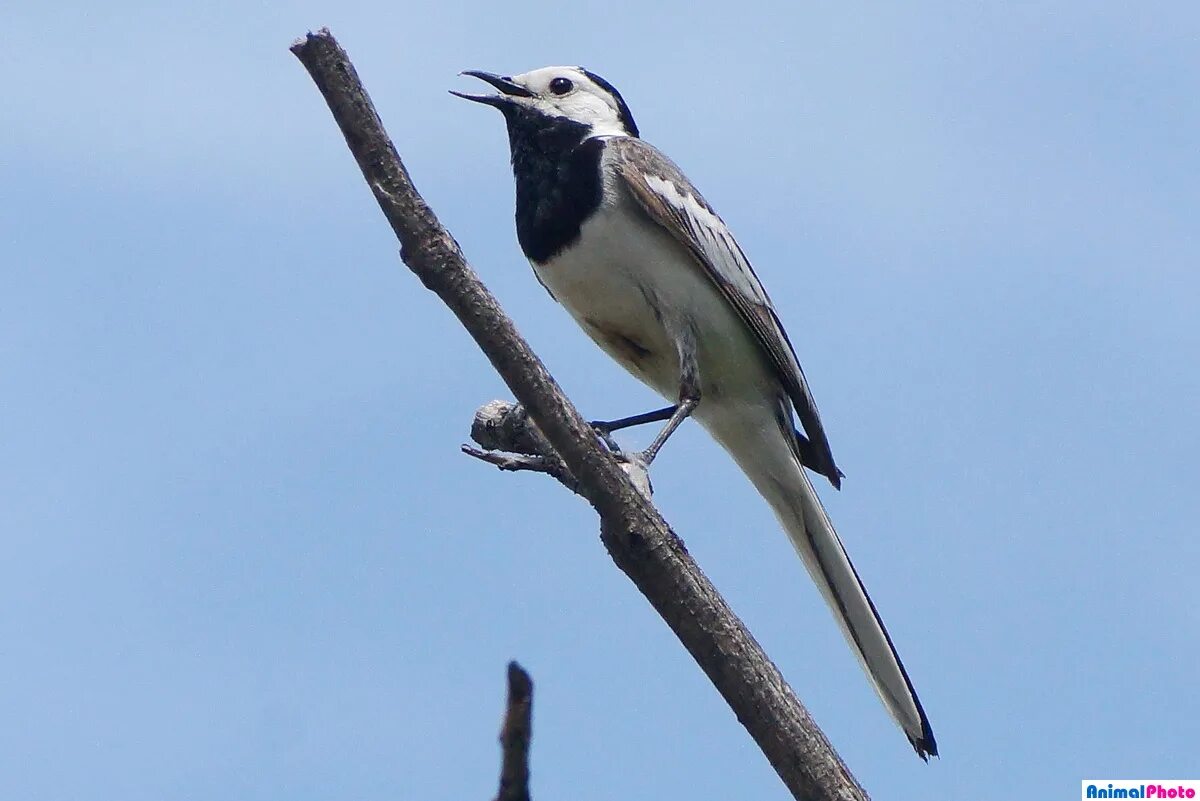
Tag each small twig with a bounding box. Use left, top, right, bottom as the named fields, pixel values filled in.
left=494, top=662, right=533, bottom=801
left=470, top=400, right=556, bottom=456
left=464, top=400, right=582, bottom=493
left=466, top=401, right=654, bottom=501
left=462, top=445, right=582, bottom=494
left=462, top=446, right=555, bottom=473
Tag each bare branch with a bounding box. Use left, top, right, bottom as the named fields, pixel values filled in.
left=465, top=400, right=652, bottom=499
left=461, top=444, right=582, bottom=494
left=291, top=29, right=869, bottom=801
left=494, top=662, right=533, bottom=801
left=466, top=400, right=581, bottom=490
left=470, top=399, right=556, bottom=457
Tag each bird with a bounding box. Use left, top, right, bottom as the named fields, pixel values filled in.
left=452, top=66, right=937, bottom=759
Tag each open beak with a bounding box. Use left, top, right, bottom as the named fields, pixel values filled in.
left=450, top=70, right=534, bottom=107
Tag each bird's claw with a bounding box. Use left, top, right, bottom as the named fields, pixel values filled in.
left=614, top=451, right=653, bottom=497
left=590, top=421, right=622, bottom=454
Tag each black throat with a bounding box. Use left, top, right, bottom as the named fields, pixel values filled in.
left=500, top=106, right=606, bottom=265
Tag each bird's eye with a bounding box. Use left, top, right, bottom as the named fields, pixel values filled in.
left=549, top=77, right=574, bottom=95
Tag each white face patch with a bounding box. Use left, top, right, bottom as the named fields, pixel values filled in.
left=507, top=66, right=632, bottom=138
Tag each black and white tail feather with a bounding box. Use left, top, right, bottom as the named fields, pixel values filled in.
left=454, top=65, right=937, bottom=759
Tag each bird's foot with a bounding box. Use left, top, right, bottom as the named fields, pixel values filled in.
left=611, top=450, right=653, bottom=498
left=589, top=421, right=623, bottom=454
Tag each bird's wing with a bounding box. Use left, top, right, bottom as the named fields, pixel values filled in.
left=607, top=136, right=842, bottom=487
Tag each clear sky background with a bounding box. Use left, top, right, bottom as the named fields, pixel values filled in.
left=3, top=2, right=1197, bottom=799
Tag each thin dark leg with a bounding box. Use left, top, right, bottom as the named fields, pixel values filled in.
left=639, top=396, right=699, bottom=465
left=637, top=330, right=701, bottom=466
left=591, top=405, right=678, bottom=434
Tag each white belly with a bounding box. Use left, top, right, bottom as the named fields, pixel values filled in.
left=531, top=201, right=779, bottom=411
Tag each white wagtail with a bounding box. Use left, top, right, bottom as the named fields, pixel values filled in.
left=453, top=66, right=936, bottom=759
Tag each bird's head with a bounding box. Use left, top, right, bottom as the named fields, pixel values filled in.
left=452, top=66, right=639, bottom=139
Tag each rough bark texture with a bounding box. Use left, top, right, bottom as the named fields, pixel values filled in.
left=291, top=28, right=869, bottom=801
left=495, top=663, right=533, bottom=801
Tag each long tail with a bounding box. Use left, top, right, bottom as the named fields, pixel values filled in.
left=775, top=467, right=937, bottom=759
left=704, top=410, right=937, bottom=759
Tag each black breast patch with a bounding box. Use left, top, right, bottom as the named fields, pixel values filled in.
left=502, top=107, right=607, bottom=264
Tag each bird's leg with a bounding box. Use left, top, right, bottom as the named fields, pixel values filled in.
left=638, top=395, right=698, bottom=465
left=591, top=406, right=677, bottom=454
left=636, top=331, right=701, bottom=466
left=591, top=405, right=678, bottom=434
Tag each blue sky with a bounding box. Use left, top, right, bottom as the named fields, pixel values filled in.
left=3, top=2, right=1197, bottom=799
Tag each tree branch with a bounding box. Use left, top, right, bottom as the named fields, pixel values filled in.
left=495, top=662, right=533, bottom=801
left=291, top=28, right=868, bottom=801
